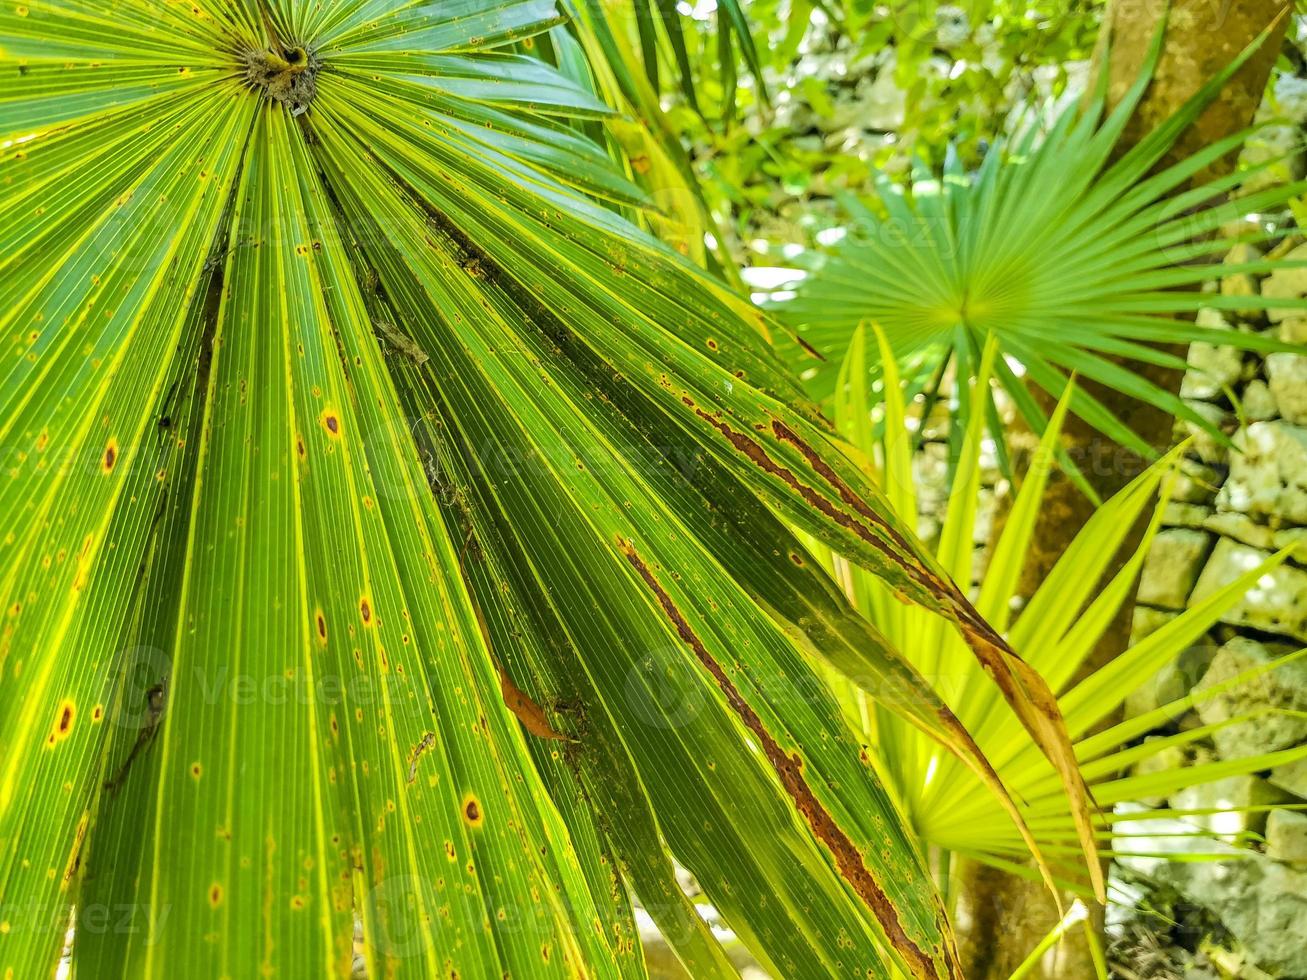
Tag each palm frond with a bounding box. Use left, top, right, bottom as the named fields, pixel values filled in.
left=777, top=25, right=1307, bottom=491
left=0, top=0, right=1097, bottom=975
left=830, top=337, right=1305, bottom=891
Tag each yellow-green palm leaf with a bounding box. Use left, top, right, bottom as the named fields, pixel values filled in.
left=0, top=1, right=1099, bottom=976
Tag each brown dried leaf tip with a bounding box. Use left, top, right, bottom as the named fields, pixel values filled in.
left=241, top=43, right=320, bottom=114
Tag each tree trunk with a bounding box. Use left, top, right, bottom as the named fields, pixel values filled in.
left=954, top=2, right=1289, bottom=977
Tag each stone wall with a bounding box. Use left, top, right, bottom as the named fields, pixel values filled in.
left=1124, top=237, right=1307, bottom=978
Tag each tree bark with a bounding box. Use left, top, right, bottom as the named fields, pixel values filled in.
left=954, top=2, right=1289, bottom=977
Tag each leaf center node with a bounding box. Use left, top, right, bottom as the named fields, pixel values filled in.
left=241, top=43, right=319, bottom=114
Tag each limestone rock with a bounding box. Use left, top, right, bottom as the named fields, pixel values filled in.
left=1190, top=539, right=1307, bottom=640
left=1221, top=242, right=1266, bottom=320
left=1273, top=526, right=1307, bottom=564
left=1181, top=309, right=1245, bottom=399
left=1261, top=242, right=1307, bottom=323
left=1172, top=459, right=1224, bottom=505
left=1168, top=774, right=1292, bottom=834
left=1123, top=634, right=1212, bottom=721
left=1132, top=739, right=1190, bottom=807
left=1193, top=637, right=1307, bottom=759
left=1281, top=316, right=1307, bottom=344
left=1267, top=235, right=1304, bottom=262
left=1138, top=528, right=1213, bottom=609
left=1240, top=378, right=1278, bottom=421
left=1267, top=808, right=1307, bottom=864
left=1162, top=501, right=1211, bottom=529
left=1130, top=605, right=1179, bottom=642
left=1155, top=852, right=1307, bottom=977
left=1175, top=400, right=1232, bottom=464
left=1267, top=351, right=1307, bottom=424
left=1217, top=421, right=1307, bottom=524
left=1202, top=511, right=1275, bottom=550
left=1270, top=756, right=1307, bottom=799
left=1240, top=123, right=1305, bottom=194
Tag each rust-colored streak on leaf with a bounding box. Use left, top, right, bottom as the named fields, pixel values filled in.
left=769, top=420, right=951, bottom=595
left=618, top=537, right=958, bottom=980
left=62, top=811, right=89, bottom=889
left=958, top=623, right=1105, bottom=902
left=795, top=335, right=826, bottom=361
left=685, top=401, right=919, bottom=584
left=459, top=570, right=572, bottom=744
left=495, top=662, right=571, bottom=743
left=769, top=417, right=1103, bottom=901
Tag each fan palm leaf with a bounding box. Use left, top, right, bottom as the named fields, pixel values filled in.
left=831, top=325, right=1307, bottom=889
left=1, top=0, right=1097, bottom=976
left=778, top=23, right=1307, bottom=493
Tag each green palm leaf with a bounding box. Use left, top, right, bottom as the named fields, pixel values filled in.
left=778, top=23, right=1307, bottom=493
left=832, top=329, right=1307, bottom=889
left=1, top=1, right=1095, bottom=975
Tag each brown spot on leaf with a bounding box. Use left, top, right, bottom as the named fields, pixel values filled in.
left=50, top=700, right=75, bottom=742
left=462, top=794, right=482, bottom=828
left=101, top=439, right=118, bottom=474
left=209, top=883, right=223, bottom=908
